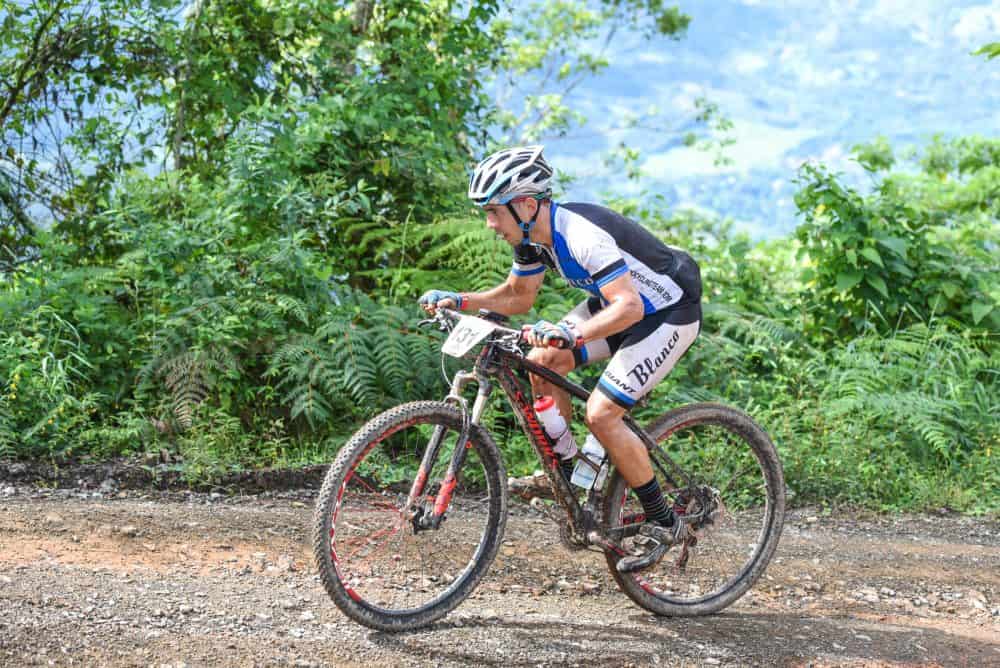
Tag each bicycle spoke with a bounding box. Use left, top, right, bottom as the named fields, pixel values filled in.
left=604, top=406, right=784, bottom=615
left=325, top=418, right=496, bottom=614
left=648, top=455, right=761, bottom=596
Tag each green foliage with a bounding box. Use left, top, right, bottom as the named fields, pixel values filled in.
left=0, top=1, right=995, bottom=513
left=851, top=135, right=895, bottom=173
left=0, top=258, right=131, bottom=456
left=770, top=323, right=999, bottom=513
left=268, top=288, right=446, bottom=428
left=973, top=42, right=1000, bottom=60
left=793, top=138, right=1000, bottom=341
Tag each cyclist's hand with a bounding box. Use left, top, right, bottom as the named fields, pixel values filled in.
left=523, top=320, right=582, bottom=349
left=418, top=289, right=465, bottom=314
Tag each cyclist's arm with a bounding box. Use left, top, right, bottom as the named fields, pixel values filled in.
left=461, top=271, right=543, bottom=316
left=575, top=273, right=644, bottom=342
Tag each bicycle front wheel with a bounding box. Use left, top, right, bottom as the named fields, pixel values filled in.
left=312, top=401, right=507, bottom=631
left=602, top=403, right=785, bottom=616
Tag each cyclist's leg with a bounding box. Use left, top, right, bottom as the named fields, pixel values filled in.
left=587, top=309, right=700, bottom=529
left=585, top=393, right=654, bottom=484
left=526, top=346, right=575, bottom=418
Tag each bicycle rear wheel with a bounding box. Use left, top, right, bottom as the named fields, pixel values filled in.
left=312, top=401, right=507, bottom=631
left=602, top=403, right=785, bottom=616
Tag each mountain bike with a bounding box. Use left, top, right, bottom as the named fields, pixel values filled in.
left=312, top=308, right=785, bottom=631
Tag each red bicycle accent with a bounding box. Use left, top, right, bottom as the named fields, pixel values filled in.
left=329, top=417, right=422, bottom=568
left=432, top=474, right=458, bottom=515
left=512, top=384, right=559, bottom=470
left=408, top=465, right=429, bottom=502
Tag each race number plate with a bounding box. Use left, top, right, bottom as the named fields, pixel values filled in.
left=441, top=315, right=496, bottom=358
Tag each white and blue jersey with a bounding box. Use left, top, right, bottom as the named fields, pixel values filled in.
left=513, top=202, right=703, bottom=410
left=511, top=202, right=701, bottom=321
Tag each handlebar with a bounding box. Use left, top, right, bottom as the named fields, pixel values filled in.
left=421, top=308, right=572, bottom=350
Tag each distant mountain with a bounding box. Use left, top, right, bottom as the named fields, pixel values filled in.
left=545, top=0, right=1000, bottom=237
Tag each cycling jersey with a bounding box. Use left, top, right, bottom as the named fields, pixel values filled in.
left=511, top=202, right=702, bottom=324
left=511, top=201, right=702, bottom=408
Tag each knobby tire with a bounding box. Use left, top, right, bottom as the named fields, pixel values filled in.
left=602, top=402, right=786, bottom=616
left=312, top=401, right=507, bottom=631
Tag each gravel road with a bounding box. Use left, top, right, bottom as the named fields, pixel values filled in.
left=1, top=484, right=998, bottom=667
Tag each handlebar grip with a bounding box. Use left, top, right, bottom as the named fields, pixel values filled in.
left=520, top=324, right=569, bottom=349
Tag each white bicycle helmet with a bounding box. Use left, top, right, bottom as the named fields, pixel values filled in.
left=468, top=145, right=553, bottom=207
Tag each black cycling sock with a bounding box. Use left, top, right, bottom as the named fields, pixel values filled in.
left=559, top=457, right=575, bottom=482
left=633, top=477, right=675, bottom=527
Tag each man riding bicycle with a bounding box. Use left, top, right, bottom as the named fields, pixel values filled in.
left=419, top=145, right=702, bottom=547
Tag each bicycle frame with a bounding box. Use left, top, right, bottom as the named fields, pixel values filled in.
left=407, top=317, right=693, bottom=551
left=318, top=311, right=785, bottom=630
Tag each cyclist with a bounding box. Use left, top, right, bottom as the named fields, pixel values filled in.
left=419, top=145, right=702, bottom=555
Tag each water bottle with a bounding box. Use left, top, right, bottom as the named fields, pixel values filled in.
left=571, top=434, right=607, bottom=490
left=533, top=396, right=578, bottom=460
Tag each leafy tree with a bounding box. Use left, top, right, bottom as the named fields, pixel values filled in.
left=0, top=0, right=181, bottom=268
left=793, top=138, right=999, bottom=341
left=973, top=42, right=1000, bottom=60
left=1, top=0, right=505, bottom=267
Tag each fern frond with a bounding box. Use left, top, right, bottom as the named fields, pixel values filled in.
left=336, top=328, right=378, bottom=406
left=708, top=303, right=802, bottom=347
left=406, top=333, right=445, bottom=398
left=160, top=351, right=207, bottom=430
left=275, top=295, right=310, bottom=326
left=286, top=383, right=333, bottom=428
left=371, top=325, right=410, bottom=401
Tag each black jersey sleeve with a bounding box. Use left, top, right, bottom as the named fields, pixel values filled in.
left=511, top=244, right=547, bottom=277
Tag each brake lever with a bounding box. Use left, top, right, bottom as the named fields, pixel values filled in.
left=519, top=324, right=572, bottom=349
left=418, top=310, right=456, bottom=332
left=494, top=329, right=528, bottom=355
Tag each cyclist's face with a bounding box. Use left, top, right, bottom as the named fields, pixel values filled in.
left=482, top=199, right=535, bottom=246
left=482, top=204, right=516, bottom=244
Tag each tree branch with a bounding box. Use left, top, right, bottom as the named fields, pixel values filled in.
left=171, top=0, right=206, bottom=170
left=0, top=172, right=35, bottom=239
left=0, top=0, right=67, bottom=129
left=352, top=0, right=374, bottom=35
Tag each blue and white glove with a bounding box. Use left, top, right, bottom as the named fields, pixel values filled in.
left=418, top=289, right=466, bottom=311
left=526, top=320, right=583, bottom=349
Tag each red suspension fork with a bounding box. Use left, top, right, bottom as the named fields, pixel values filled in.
left=428, top=430, right=472, bottom=529
left=418, top=372, right=492, bottom=529
left=405, top=425, right=447, bottom=508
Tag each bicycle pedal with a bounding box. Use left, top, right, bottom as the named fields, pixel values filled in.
left=616, top=541, right=669, bottom=574
left=529, top=497, right=562, bottom=522
left=639, top=522, right=681, bottom=545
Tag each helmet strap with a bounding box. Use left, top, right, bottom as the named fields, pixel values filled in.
left=506, top=200, right=543, bottom=247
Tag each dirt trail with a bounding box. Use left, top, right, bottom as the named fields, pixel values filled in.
left=1, top=486, right=998, bottom=667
